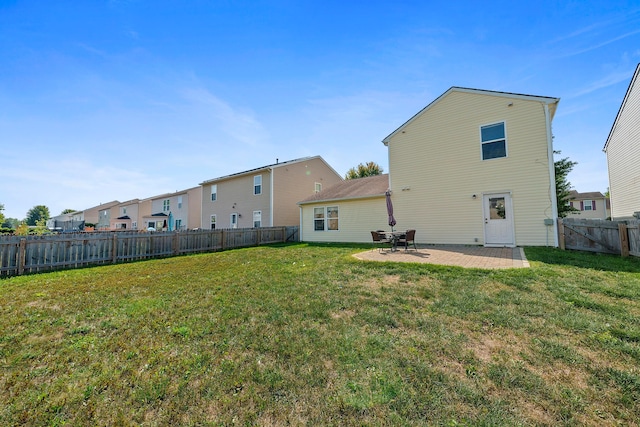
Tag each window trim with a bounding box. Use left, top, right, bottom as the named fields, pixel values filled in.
left=315, top=182, right=322, bottom=193
left=211, top=185, right=217, bottom=202
left=163, top=199, right=170, bottom=212
left=313, top=206, right=339, bottom=231
left=210, top=214, right=216, bottom=230
left=254, top=175, right=262, bottom=195
left=253, top=210, right=262, bottom=228
left=480, top=121, right=507, bottom=161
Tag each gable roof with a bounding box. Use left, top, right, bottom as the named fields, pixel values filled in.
left=298, top=174, right=389, bottom=205
left=603, top=63, right=640, bottom=152
left=568, top=190, right=606, bottom=200
left=199, top=156, right=339, bottom=185
left=382, top=86, right=560, bottom=145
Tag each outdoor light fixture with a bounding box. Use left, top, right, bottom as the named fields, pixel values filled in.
left=472, top=194, right=477, bottom=199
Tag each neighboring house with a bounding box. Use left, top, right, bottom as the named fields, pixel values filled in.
left=300, top=87, right=561, bottom=246
left=298, top=174, right=390, bottom=242
left=200, top=156, right=343, bottom=229
left=565, top=190, right=610, bottom=220
left=78, top=200, right=119, bottom=228
left=144, top=186, right=202, bottom=231
left=603, top=63, right=640, bottom=220
left=105, top=198, right=152, bottom=230
left=46, top=212, right=76, bottom=232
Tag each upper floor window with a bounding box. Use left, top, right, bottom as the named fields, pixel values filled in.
left=481, top=122, right=507, bottom=160
left=163, top=199, right=170, bottom=212
left=177, top=196, right=183, bottom=209
left=315, top=182, right=322, bottom=193
left=121, top=207, right=127, bottom=215
left=254, top=175, right=262, bottom=195
left=211, top=185, right=217, bottom=201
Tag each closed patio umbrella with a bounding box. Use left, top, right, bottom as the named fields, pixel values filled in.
left=168, top=211, right=174, bottom=232
left=385, top=190, right=396, bottom=231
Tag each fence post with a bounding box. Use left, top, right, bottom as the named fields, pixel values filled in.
left=172, top=232, right=179, bottom=256
left=221, top=229, right=225, bottom=250
left=558, top=218, right=565, bottom=250
left=18, top=238, right=26, bottom=275
left=112, top=234, right=118, bottom=264
left=619, top=223, right=629, bottom=257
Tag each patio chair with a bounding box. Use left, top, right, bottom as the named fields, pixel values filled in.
left=397, top=229, right=417, bottom=251
left=371, top=231, right=392, bottom=253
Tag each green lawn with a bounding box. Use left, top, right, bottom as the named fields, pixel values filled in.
left=2, top=244, right=640, bottom=426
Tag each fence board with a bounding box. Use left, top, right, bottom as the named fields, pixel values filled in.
left=559, top=218, right=640, bottom=258
left=0, top=226, right=297, bottom=277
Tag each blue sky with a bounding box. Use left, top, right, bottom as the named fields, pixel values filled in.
left=1, top=1, right=639, bottom=219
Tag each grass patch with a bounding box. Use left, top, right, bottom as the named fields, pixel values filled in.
left=1, top=244, right=640, bottom=425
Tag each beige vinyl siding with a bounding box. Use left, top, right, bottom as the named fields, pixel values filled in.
left=273, top=158, right=344, bottom=227
left=300, top=197, right=388, bottom=243
left=187, top=187, right=202, bottom=229
left=201, top=171, right=272, bottom=229
left=388, top=91, right=554, bottom=246
left=606, top=78, right=640, bottom=219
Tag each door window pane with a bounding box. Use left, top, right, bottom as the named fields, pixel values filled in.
left=489, top=197, right=506, bottom=219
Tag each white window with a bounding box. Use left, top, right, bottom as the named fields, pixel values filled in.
left=175, top=219, right=182, bottom=229
left=177, top=196, right=183, bottom=209
left=210, top=215, right=216, bottom=230
left=163, top=199, right=170, bottom=212
left=211, top=185, right=217, bottom=201
left=132, top=221, right=137, bottom=229
left=254, top=175, right=262, bottom=195
left=315, top=182, right=322, bottom=193
left=313, top=206, right=339, bottom=231
left=481, top=122, right=507, bottom=160
left=583, top=200, right=594, bottom=211
left=314, top=207, right=325, bottom=231
left=253, top=210, right=262, bottom=228
left=121, top=207, right=127, bottom=215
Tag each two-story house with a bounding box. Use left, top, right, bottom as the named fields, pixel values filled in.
left=299, top=87, right=560, bottom=246
left=603, top=63, right=640, bottom=220
left=200, top=156, right=343, bottom=229
left=566, top=190, right=610, bottom=220
left=143, top=186, right=202, bottom=231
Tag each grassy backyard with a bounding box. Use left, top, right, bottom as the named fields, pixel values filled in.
left=1, top=243, right=640, bottom=426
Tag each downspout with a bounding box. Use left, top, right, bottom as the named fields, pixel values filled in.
left=544, top=103, right=559, bottom=247
left=269, top=167, right=274, bottom=227
left=299, top=205, right=303, bottom=242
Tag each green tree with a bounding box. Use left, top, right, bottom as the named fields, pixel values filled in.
left=554, top=151, right=579, bottom=218
left=25, top=205, right=51, bottom=226
left=345, top=161, right=384, bottom=180
left=61, top=208, right=77, bottom=214
left=2, top=217, right=20, bottom=229
left=0, top=203, right=5, bottom=227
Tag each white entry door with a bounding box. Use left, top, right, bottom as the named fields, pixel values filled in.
left=230, top=213, right=238, bottom=229
left=483, top=193, right=515, bottom=247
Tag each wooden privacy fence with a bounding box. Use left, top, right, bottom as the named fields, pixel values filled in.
left=558, top=218, right=640, bottom=257
left=0, top=226, right=299, bottom=277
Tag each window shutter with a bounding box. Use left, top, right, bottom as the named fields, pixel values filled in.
left=580, top=201, right=584, bottom=211
left=592, top=200, right=596, bottom=211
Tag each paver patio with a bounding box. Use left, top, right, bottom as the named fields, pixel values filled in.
left=354, top=245, right=529, bottom=269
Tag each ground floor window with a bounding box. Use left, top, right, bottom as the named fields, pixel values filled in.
left=253, top=210, right=261, bottom=228
left=210, top=215, right=216, bottom=230
left=313, top=206, right=339, bottom=231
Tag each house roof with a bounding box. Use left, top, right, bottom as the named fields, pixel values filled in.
left=116, top=215, right=131, bottom=220
left=603, top=63, right=640, bottom=152
left=382, top=86, right=560, bottom=145
left=199, top=156, right=339, bottom=185
left=298, top=174, right=389, bottom=205
left=568, top=190, right=606, bottom=200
